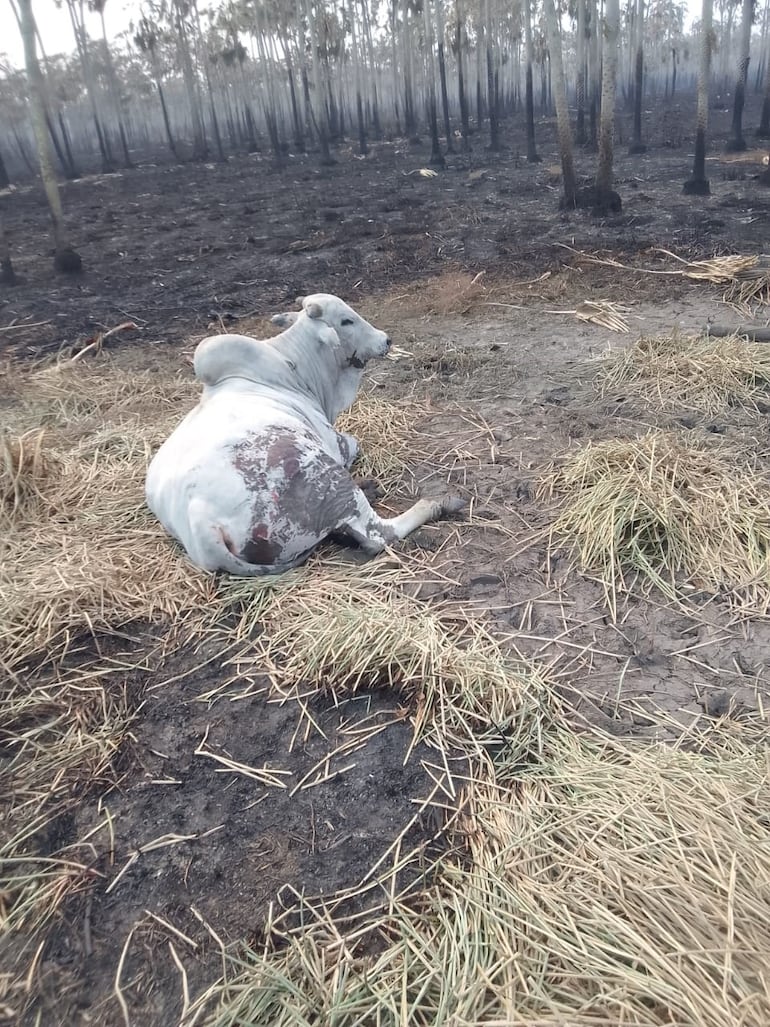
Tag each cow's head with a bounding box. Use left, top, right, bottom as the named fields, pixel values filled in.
left=296, top=294, right=391, bottom=367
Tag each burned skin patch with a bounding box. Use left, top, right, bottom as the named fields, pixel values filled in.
left=229, top=429, right=361, bottom=567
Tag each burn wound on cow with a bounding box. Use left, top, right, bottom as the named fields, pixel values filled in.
left=265, top=436, right=302, bottom=479
left=282, top=455, right=360, bottom=537
left=241, top=525, right=283, bottom=566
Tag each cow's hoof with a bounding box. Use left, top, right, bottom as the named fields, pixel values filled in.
left=442, top=495, right=467, bottom=516
left=355, top=477, right=383, bottom=503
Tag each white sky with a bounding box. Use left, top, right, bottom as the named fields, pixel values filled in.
left=1, top=0, right=139, bottom=69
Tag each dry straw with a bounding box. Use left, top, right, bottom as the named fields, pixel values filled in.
left=600, top=330, right=770, bottom=414
left=190, top=717, right=770, bottom=1027
left=540, top=429, right=770, bottom=617
left=656, top=250, right=770, bottom=315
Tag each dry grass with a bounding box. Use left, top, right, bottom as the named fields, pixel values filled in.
left=217, top=556, right=552, bottom=763
left=540, top=430, right=770, bottom=617
left=657, top=250, right=770, bottom=315
left=0, top=429, right=61, bottom=521
left=599, top=331, right=770, bottom=413
left=191, top=712, right=770, bottom=1027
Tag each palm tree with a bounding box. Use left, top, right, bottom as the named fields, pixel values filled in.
left=595, top=0, right=622, bottom=210
left=542, top=0, right=577, bottom=204
left=17, top=0, right=82, bottom=272
left=684, top=0, right=714, bottom=194
left=726, top=0, right=754, bottom=151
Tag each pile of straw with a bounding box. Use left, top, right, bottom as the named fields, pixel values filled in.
left=600, top=330, right=770, bottom=413
left=540, top=430, right=770, bottom=616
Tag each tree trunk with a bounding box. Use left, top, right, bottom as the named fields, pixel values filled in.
left=523, top=0, right=540, bottom=161
left=727, top=0, right=754, bottom=150
left=423, top=0, right=444, bottom=164
left=595, top=0, right=621, bottom=209
left=155, top=66, right=179, bottom=160
left=0, top=146, right=9, bottom=189
left=306, top=0, right=333, bottom=163
left=759, top=28, right=770, bottom=135
left=456, top=0, right=470, bottom=148
left=98, top=7, right=132, bottom=167
left=684, top=0, right=713, bottom=194
left=0, top=209, right=16, bottom=285
left=542, top=0, right=577, bottom=204
left=17, top=0, right=82, bottom=272
left=629, top=0, right=646, bottom=153
left=576, top=0, right=587, bottom=144
left=436, top=0, right=454, bottom=152
left=174, top=0, right=208, bottom=160
left=349, top=0, right=367, bottom=155
left=587, top=0, right=600, bottom=148
left=65, top=0, right=114, bottom=173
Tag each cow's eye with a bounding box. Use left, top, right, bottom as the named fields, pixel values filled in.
left=341, top=318, right=354, bottom=326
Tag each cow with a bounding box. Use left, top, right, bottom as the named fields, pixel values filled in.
left=145, top=294, right=465, bottom=575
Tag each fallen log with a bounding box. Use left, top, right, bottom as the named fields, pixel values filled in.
left=703, top=323, right=770, bottom=343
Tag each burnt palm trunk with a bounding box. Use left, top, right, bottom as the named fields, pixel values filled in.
left=17, top=0, right=82, bottom=272
left=684, top=0, right=713, bottom=194
left=727, top=0, right=754, bottom=150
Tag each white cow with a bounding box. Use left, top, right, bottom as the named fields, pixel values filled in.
left=146, top=294, right=465, bottom=575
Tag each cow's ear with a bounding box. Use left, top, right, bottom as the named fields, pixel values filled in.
left=270, top=311, right=299, bottom=327
left=317, top=324, right=339, bottom=346
left=295, top=295, right=305, bottom=306
left=304, top=301, right=323, bottom=320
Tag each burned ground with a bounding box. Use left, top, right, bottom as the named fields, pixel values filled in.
left=1, top=93, right=769, bottom=359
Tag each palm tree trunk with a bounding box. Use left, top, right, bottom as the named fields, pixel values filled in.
left=542, top=0, right=577, bottom=204
left=17, top=0, right=82, bottom=272
left=684, top=0, right=713, bottom=194
left=595, top=0, right=621, bottom=208
left=727, top=0, right=754, bottom=150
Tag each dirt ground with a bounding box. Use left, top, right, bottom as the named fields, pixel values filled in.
left=3, top=95, right=770, bottom=1026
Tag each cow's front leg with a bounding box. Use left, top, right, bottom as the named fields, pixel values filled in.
left=340, top=489, right=466, bottom=555
left=336, top=431, right=359, bottom=469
